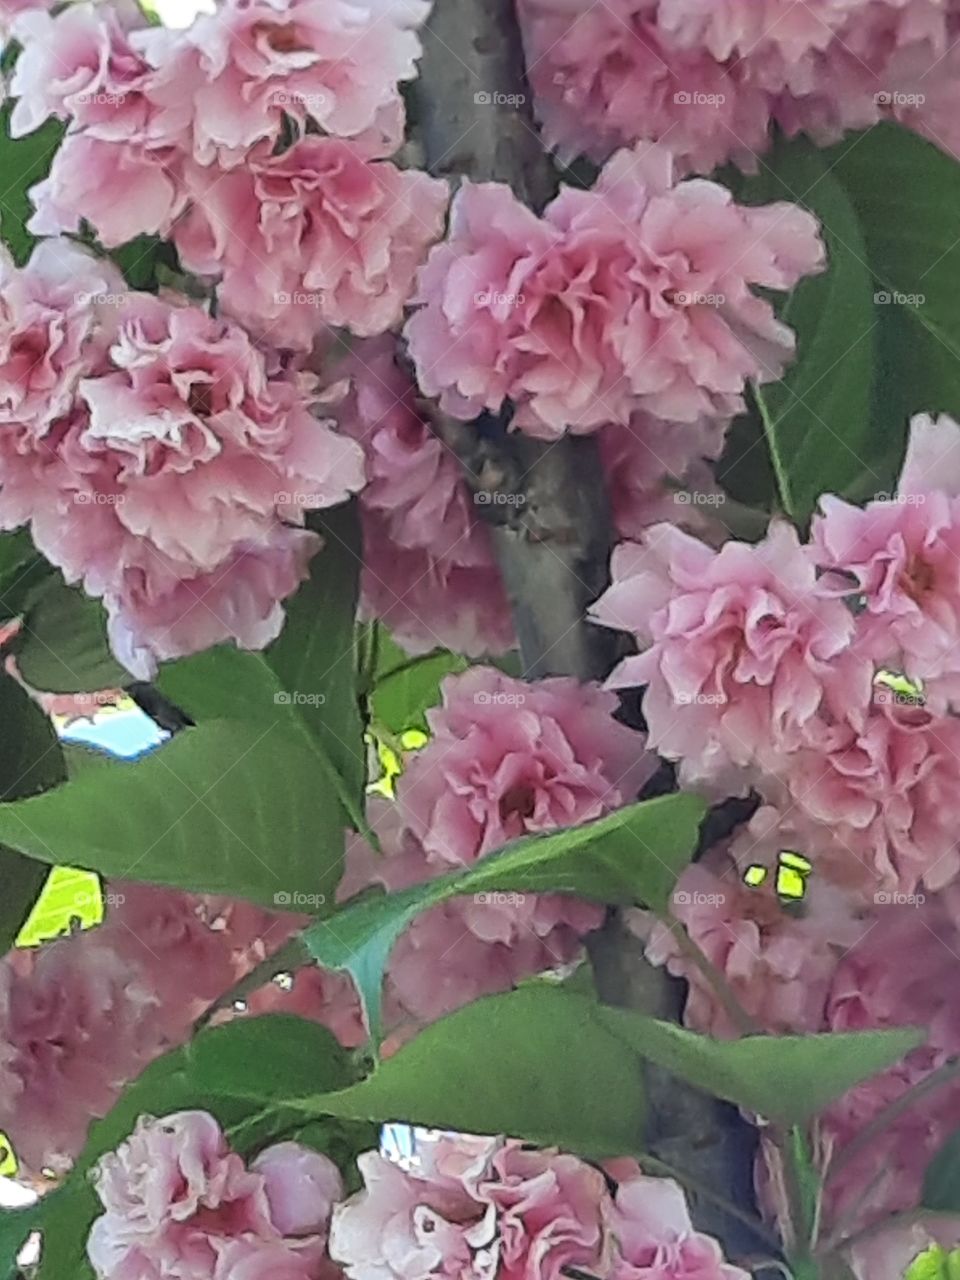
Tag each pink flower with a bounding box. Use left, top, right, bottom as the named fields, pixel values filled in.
left=134, top=0, right=425, bottom=166
left=0, top=239, right=122, bottom=431
left=656, top=0, right=862, bottom=62
left=847, top=1217, right=960, bottom=1280
left=251, top=1144, right=343, bottom=1239
left=397, top=667, right=655, bottom=862
left=517, top=0, right=772, bottom=173
left=406, top=146, right=824, bottom=437
left=0, top=935, right=159, bottom=1173
left=607, top=1166, right=750, bottom=1279
left=591, top=521, right=870, bottom=787
left=243, top=964, right=368, bottom=1049
left=174, top=140, right=448, bottom=349
left=485, top=1144, right=609, bottom=1280
left=636, top=837, right=862, bottom=1038
left=812, top=414, right=960, bottom=694
left=786, top=700, right=960, bottom=893
left=0, top=276, right=365, bottom=675
left=213, top=1238, right=324, bottom=1280
left=330, top=1147, right=499, bottom=1280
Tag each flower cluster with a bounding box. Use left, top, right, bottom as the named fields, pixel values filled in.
left=0, top=885, right=299, bottom=1172
left=331, top=1135, right=749, bottom=1280
left=87, top=1110, right=343, bottom=1280
left=11, top=0, right=445, bottom=349
left=517, top=0, right=960, bottom=175
left=406, top=145, right=824, bottom=439
left=0, top=241, right=365, bottom=676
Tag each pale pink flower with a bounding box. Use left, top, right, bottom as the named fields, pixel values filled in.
left=397, top=667, right=655, bottom=862
left=0, top=280, right=365, bottom=676
left=251, top=1144, right=343, bottom=1239
left=213, top=1238, right=324, bottom=1280
left=174, top=140, right=448, bottom=349
left=134, top=0, right=425, bottom=166
left=517, top=0, right=772, bottom=172
left=0, top=239, right=122, bottom=431
left=330, top=1147, right=499, bottom=1280
left=657, top=0, right=864, bottom=62
left=607, top=1165, right=750, bottom=1279
left=848, top=1216, right=960, bottom=1280
left=406, top=146, right=823, bottom=437
left=591, top=521, right=870, bottom=786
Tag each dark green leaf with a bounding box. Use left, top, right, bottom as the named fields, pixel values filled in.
left=11, top=576, right=128, bottom=693
left=0, top=719, right=344, bottom=908
left=305, top=793, right=705, bottom=1039
left=315, top=986, right=646, bottom=1157
left=0, top=673, right=66, bottom=950
left=595, top=1006, right=924, bottom=1124
left=740, top=139, right=877, bottom=522
left=924, top=1130, right=960, bottom=1212
left=0, top=106, right=63, bottom=265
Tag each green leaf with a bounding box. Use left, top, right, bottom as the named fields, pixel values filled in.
left=371, top=631, right=468, bottom=734
left=0, top=531, right=48, bottom=620
left=594, top=1007, right=925, bottom=1124
left=0, top=105, right=63, bottom=265
left=0, top=719, right=344, bottom=908
left=904, top=1244, right=960, bottom=1280
left=829, top=124, right=960, bottom=482
left=740, top=139, right=877, bottom=522
left=0, top=672, right=66, bottom=950
left=10, top=576, right=128, bottom=693
left=305, top=792, right=705, bottom=1039
left=0, top=1205, right=37, bottom=1280
left=315, top=986, right=646, bottom=1157
left=266, top=505, right=366, bottom=819
left=109, top=234, right=164, bottom=290
left=923, top=1131, right=960, bottom=1212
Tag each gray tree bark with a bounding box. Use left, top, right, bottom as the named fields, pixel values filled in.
left=411, top=0, right=764, bottom=1259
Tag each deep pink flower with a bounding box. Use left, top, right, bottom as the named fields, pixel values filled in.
left=406, top=146, right=823, bottom=437
left=243, top=964, right=368, bottom=1049
left=173, top=140, right=448, bottom=349
left=591, top=520, right=870, bottom=786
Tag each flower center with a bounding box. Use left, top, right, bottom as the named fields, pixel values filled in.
left=499, top=784, right=537, bottom=824
left=899, top=555, right=936, bottom=605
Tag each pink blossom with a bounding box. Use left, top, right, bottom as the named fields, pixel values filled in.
left=591, top=520, right=870, bottom=786
left=397, top=667, right=655, bottom=862
left=251, top=1144, right=343, bottom=1239
left=0, top=239, right=122, bottom=431
left=213, top=1238, right=324, bottom=1280
left=847, top=1217, right=960, bottom=1280
left=786, top=700, right=960, bottom=894
left=173, top=140, right=448, bottom=348
left=656, top=0, right=863, bottom=62
left=0, top=276, right=365, bottom=675
left=134, top=0, right=425, bottom=167
left=636, top=838, right=862, bottom=1038
left=607, top=1165, right=750, bottom=1279
left=517, top=0, right=772, bottom=173
left=243, top=964, right=367, bottom=1049
left=0, top=934, right=159, bottom=1173
left=406, top=146, right=824, bottom=437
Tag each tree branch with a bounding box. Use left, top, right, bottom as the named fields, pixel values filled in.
left=412, top=0, right=764, bottom=1259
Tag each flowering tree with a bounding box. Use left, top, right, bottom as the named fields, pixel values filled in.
left=2, top=0, right=960, bottom=1277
